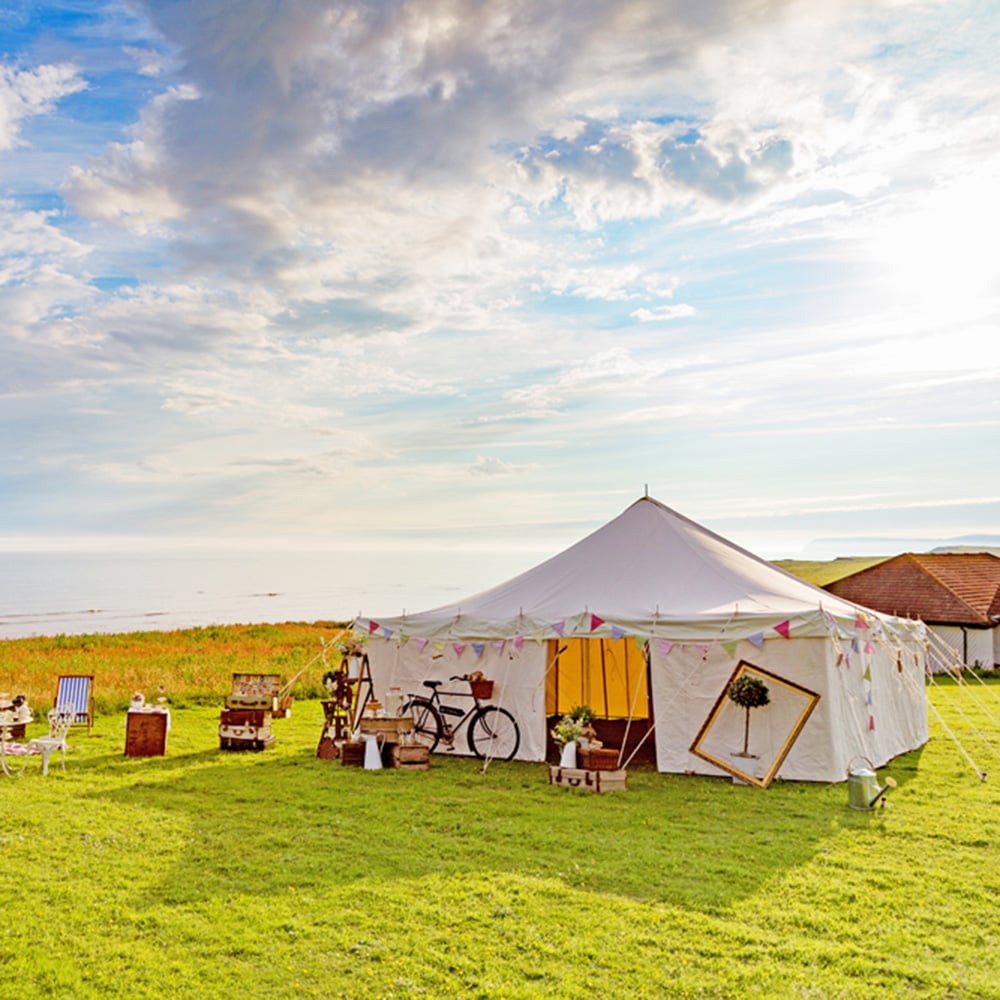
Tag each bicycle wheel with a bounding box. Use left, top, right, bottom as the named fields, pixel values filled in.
left=402, top=698, right=442, bottom=752
left=467, top=706, right=520, bottom=761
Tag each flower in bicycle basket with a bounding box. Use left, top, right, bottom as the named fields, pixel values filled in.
left=550, top=714, right=585, bottom=748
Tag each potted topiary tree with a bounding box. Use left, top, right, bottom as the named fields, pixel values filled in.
left=727, top=675, right=770, bottom=758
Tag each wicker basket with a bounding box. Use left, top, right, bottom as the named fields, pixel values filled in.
left=469, top=679, right=494, bottom=699
left=578, top=746, right=621, bottom=771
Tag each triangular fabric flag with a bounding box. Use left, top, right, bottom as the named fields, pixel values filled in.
left=658, top=640, right=674, bottom=656
left=773, top=620, right=791, bottom=639
left=472, top=642, right=485, bottom=658
left=589, top=614, right=605, bottom=632
left=513, top=635, right=524, bottom=651
left=748, top=632, right=765, bottom=650
left=367, top=620, right=380, bottom=635
left=553, top=621, right=565, bottom=637
left=869, top=715, right=876, bottom=731
left=722, top=640, right=738, bottom=658
left=491, top=640, right=505, bottom=655
left=836, top=653, right=844, bottom=666
left=863, top=665, right=872, bottom=682
left=845, top=653, right=852, bottom=668
left=415, top=638, right=429, bottom=652
left=433, top=642, right=444, bottom=655
left=381, top=626, right=394, bottom=640
left=611, top=625, right=626, bottom=641
left=634, top=637, right=646, bottom=653
left=695, top=643, right=710, bottom=659
left=864, top=640, right=874, bottom=654
left=856, top=614, right=870, bottom=630
left=866, top=690, right=873, bottom=706
left=399, top=634, right=409, bottom=647
left=851, top=636, right=860, bottom=653
left=453, top=643, right=466, bottom=657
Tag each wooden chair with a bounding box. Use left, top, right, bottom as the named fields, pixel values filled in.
left=27, top=705, right=74, bottom=776
left=54, top=675, right=94, bottom=732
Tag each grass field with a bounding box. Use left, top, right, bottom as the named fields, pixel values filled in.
left=1, top=627, right=999, bottom=998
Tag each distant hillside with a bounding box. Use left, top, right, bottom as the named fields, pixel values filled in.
left=773, top=556, right=889, bottom=587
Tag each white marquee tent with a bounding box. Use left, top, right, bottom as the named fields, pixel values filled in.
left=354, top=496, right=928, bottom=783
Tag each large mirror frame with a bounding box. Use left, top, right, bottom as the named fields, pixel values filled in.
left=689, top=660, right=821, bottom=789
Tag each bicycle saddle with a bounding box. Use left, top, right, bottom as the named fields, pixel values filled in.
left=422, top=679, right=443, bottom=689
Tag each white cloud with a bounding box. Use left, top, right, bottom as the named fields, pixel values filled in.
left=0, top=62, right=85, bottom=151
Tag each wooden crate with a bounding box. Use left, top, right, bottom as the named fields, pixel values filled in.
left=358, top=717, right=414, bottom=742
left=577, top=747, right=621, bottom=771
left=340, top=741, right=365, bottom=767
left=125, top=711, right=167, bottom=757
left=548, top=765, right=627, bottom=793
left=392, top=744, right=430, bottom=770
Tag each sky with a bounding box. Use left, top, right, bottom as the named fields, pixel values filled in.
left=1, top=0, right=999, bottom=585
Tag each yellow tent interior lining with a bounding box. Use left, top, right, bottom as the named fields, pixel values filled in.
left=545, top=637, right=650, bottom=719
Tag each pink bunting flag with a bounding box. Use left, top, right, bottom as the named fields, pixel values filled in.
left=748, top=632, right=765, bottom=650
left=492, top=640, right=505, bottom=655
left=472, top=642, right=485, bottom=658
left=590, top=614, right=605, bottom=632
left=453, top=643, right=466, bottom=657
left=869, top=715, right=876, bottom=731
left=864, top=641, right=874, bottom=654
left=774, top=620, right=791, bottom=639
left=415, top=638, right=429, bottom=652
left=368, top=620, right=380, bottom=635
left=856, top=614, right=870, bottom=630
left=552, top=621, right=565, bottom=637
left=513, top=635, right=524, bottom=651
left=611, top=625, right=626, bottom=642
left=694, top=643, right=710, bottom=659
left=658, top=640, right=674, bottom=656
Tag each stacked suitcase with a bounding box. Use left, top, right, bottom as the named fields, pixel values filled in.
left=219, top=673, right=280, bottom=751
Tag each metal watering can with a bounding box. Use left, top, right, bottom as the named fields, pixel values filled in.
left=847, top=756, right=897, bottom=810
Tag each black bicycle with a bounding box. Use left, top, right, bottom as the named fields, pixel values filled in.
left=402, top=675, right=520, bottom=761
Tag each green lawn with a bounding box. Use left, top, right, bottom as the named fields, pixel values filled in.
left=2, top=680, right=998, bottom=999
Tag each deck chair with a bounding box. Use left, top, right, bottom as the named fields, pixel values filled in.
left=54, top=675, right=94, bottom=732
left=27, top=705, right=74, bottom=776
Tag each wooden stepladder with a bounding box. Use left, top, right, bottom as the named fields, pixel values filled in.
left=317, top=652, right=374, bottom=757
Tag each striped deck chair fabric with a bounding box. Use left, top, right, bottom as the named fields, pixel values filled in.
left=55, top=675, right=94, bottom=732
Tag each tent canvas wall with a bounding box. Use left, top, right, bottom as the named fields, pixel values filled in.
left=354, top=496, right=928, bottom=782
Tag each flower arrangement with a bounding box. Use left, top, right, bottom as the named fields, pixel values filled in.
left=550, top=714, right=585, bottom=748
left=335, top=633, right=368, bottom=659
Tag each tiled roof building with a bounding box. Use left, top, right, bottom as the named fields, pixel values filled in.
left=826, top=553, right=1000, bottom=668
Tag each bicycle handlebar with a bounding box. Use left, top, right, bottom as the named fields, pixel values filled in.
left=449, top=674, right=468, bottom=682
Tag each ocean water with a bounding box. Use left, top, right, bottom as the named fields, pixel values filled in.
left=0, top=548, right=530, bottom=640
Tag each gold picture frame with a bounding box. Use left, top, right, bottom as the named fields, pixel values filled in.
left=689, top=660, right=820, bottom=789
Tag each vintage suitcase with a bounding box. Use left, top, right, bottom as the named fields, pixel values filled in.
left=548, top=765, right=627, bottom=793
left=225, top=673, right=281, bottom=712
left=219, top=734, right=276, bottom=751
left=220, top=708, right=271, bottom=727
left=218, top=723, right=273, bottom=741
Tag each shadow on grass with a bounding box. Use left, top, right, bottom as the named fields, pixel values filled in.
left=78, top=742, right=890, bottom=915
